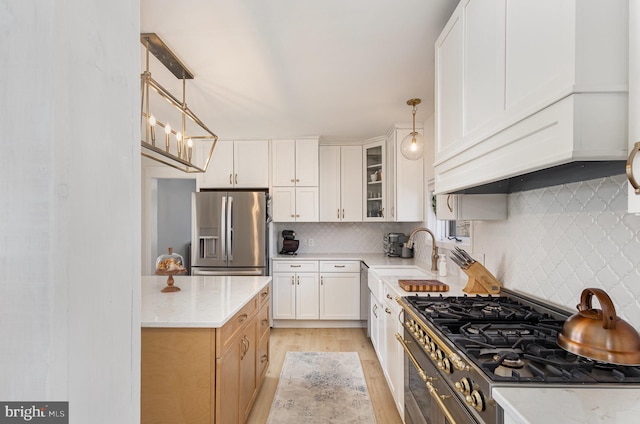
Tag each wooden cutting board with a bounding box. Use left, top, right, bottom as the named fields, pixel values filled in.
left=398, top=279, right=449, bottom=292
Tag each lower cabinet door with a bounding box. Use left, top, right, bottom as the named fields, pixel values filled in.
left=319, top=273, right=360, bottom=319
left=239, top=321, right=257, bottom=422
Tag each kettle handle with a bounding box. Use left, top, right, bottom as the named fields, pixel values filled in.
left=578, top=288, right=618, bottom=330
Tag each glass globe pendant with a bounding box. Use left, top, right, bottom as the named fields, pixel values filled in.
left=400, top=98, right=425, bottom=160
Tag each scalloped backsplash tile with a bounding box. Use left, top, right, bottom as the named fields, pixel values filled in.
left=473, top=174, right=640, bottom=329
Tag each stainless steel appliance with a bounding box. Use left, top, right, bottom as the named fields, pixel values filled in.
left=397, top=289, right=640, bottom=424
left=191, top=190, right=268, bottom=276
left=384, top=232, right=408, bottom=257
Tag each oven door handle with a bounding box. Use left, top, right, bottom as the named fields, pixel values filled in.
left=395, top=333, right=428, bottom=382
left=396, top=333, right=459, bottom=424
left=425, top=380, right=458, bottom=424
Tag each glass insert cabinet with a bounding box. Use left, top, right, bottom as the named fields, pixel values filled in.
left=364, top=141, right=385, bottom=221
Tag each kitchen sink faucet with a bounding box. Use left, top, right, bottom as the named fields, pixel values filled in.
left=406, top=227, right=438, bottom=272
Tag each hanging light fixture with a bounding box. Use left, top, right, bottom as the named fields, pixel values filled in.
left=140, top=33, right=217, bottom=173
left=400, top=98, right=425, bottom=160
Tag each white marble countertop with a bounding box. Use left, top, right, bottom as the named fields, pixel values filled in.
left=368, top=263, right=471, bottom=297
left=272, top=252, right=420, bottom=267
left=493, top=386, right=640, bottom=424
left=141, top=275, right=271, bottom=328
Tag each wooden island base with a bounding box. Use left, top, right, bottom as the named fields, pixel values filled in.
left=141, top=285, right=270, bottom=424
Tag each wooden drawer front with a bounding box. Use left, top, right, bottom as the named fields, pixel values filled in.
left=320, top=260, right=360, bottom=273
left=258, top=302, right=270, bottom=340
left=217, top=294, right=257, bottom=356
left=272, top=260, right=318, bottom=272
left=258, top=285, right=270, bottom=307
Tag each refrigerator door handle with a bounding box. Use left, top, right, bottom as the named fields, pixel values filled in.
left=221, top=195, right=227, bottom=260
left=227, top=196, right=234, bottom=261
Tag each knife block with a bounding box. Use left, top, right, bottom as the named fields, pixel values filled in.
left=461, top=262, right=502, bottom=294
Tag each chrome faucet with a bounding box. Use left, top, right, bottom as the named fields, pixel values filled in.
left=406, top=227, right=439, bottom=272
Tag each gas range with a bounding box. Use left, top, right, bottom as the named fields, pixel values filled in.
left=398, top=289, right=640, bottom=424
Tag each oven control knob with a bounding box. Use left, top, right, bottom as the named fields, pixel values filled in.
left=455, top=378, right=472, bottom=395
left=465, top=390, right=485, bottom=412
left=437, top=357, right=452, bottom=373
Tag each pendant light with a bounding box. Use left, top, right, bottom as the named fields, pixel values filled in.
left=400, top=98, right=425, bottom=160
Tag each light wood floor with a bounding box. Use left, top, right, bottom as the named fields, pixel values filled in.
left=246, top=327, right=403, bottom=424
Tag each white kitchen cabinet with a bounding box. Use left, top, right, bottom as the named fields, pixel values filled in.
left=386, top=125, right=424, bottom=222
left=271, top=138, right=319, bottom=222
left=319, top=261, right=360, bottom=320
left=319, top=145, right=363, bottom=222
left=363, top=140, right=386, bottom=221
left=368, top=271, right=385, bottom=370
left=271, top=138, right=319, bottom=187
left=382, top=285, right=404, bottom=418
left=434, top=0, right=628, bottom=195
left=436, top=193, right=507, bottom=221
left=271, top=186, right=319, bottom=222
left=199, top=139, right=269, bottom=189
left=272, top=261, right=319, bottom=320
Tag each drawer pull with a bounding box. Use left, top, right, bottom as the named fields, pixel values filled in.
left=262, top=319, right=269, bottom=325
left=238, top=313, right=248, bottom=323
left=261, top=291, right=269, bottom=298
left=386, top=293, right=393, bottom=300
left=334, top=265, right=346, bottom=268
left=290, top=264, right=301, bottom=268
left=261, top=354, right=269, bottom=363
left=385, top=307, right=392, bottom=314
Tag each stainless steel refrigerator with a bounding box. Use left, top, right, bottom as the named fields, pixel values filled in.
left=191, top=190, right=268, bottom=276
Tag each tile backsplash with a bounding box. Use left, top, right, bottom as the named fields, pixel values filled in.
left=473, top=174, right=640, bottom=329
left=272, top=222, right=417, bottom=255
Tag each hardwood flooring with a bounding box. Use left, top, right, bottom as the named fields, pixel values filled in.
left=246, top=327, right=403, bottom=424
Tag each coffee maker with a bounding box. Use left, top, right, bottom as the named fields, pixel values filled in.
left=279, top=230, right=299, bottom=255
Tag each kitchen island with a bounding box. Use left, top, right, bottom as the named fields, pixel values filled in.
left=141, top=275, right=271, bottom=424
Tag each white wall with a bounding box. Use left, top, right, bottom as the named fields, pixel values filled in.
left=0, top=1, right=140, bottom=422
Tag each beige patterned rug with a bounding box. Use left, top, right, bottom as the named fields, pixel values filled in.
left=266, top=351, right=377, bottom=424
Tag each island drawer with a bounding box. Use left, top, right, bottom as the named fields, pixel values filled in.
left=217, top=293, right=258, bottom=354
left=258, top=285, right=270, bottom=307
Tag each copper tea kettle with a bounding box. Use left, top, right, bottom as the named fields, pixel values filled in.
left=557, top=288, right=640, bottom=365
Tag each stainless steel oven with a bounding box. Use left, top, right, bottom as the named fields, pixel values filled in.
left=399, top=330, right=476, bottom=424
left=396, top=289, right=640, bottom=424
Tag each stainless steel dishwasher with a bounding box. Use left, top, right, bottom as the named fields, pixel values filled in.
left=360, top=261, right=369, bottom=336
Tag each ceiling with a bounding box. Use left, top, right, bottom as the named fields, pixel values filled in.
left=140, top=0, right=459, bottom=143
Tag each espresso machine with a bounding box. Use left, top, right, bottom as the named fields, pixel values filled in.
left=383, top=232, right=409, bottom=257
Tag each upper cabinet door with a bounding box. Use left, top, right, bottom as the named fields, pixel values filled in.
left=233, top=140, right=269, bottom=188
left=199, top=140, right=234, bottom=188
left=504, top=0, right=573, bottom=116
left=435, top=5, right=463, bottom=156
left=295, top=139, right=319, bottom=186
left=271, top=139, right=296, bottom=186
left=340, top=145, right=363, bottom=222
left=463, top=0, right=505, bottom=139
left=319, top=145, right=341, bottom=222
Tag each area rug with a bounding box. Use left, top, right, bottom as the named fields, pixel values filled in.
left=266, top=351, right=377, bottom=424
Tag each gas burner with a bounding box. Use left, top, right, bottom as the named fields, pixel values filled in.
left=495, top=352, right=525, bottom=368
left=482, top=305, right=504, bottom=314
